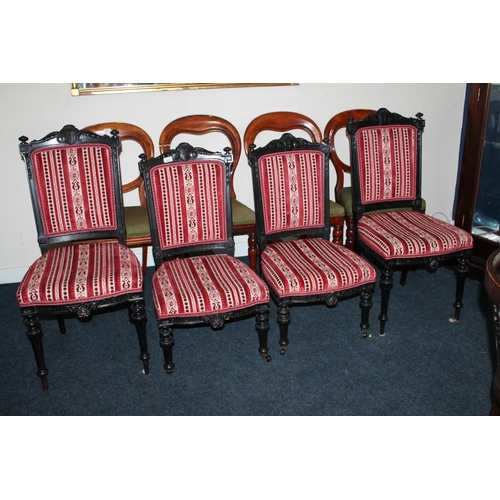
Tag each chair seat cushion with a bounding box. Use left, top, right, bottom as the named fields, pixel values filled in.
left=231, top=198, right=256, bottom=226
left=261, top=238, right=376, bottom=298
left=152, top=254, right=269, bottom=319
left=16, top=242, right=143, bottom=307
left=124, top=205, right=151, bottom=238
left=358, top=211, right=474, bottom=259
left=329, top=200, right=345, bottom=218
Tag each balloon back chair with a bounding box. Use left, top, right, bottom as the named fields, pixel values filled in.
left=243, top=111, right=345, bottom=245
left=84, top=122, right=155, bottom=274
left=325, top=109, right=427, bottom=250
left=246, top=132, right=377, bottom=354
left=346, top=108, right=474, bottom=336
left=158, top=115, right=258, bottom=271
left=139, top=142, right=271, bottom=374
left=17, top=125, right=150, bottom=391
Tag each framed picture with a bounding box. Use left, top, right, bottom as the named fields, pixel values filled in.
left=71, top=83, right=297, bottom=96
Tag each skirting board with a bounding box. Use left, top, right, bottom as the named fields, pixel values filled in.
left=0, top=239, right=249, bottom=285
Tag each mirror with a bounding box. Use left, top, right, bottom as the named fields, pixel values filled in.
left=472, top=84, right=500, bottom=243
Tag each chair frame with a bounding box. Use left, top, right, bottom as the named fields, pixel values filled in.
left=347, top=108, right=473, bottom=335
left=324, top=109, right=376, bottom=249
left=18, top=125, right=149, bottom=391
left=244, top=111, right=344, bottom=245
left=158, top=115, right=258, bottom=271
left=139, top=143, right=271, bottom=373
left=248, top=133, right=375, bottom=351
left=84, top=122, right=155, bottom=274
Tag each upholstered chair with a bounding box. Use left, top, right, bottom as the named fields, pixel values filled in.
left=139, top=142, right=271, bottom=373
left=325, top=109, right=427, bottom=250
left=347, top=108, right=473, bottom=336
left=247, top=132, right=377, bottom=353
left=17, top=125, right=150, bottom=391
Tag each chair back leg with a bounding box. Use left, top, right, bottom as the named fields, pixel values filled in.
left=141, top=246, right=149, bottom=275
left=248, top=233, right=258, bottom=271
left=57, top=315, right=66, bottom=335
left=331, top=218, right=344, bottom=245
left=345, top=215, right=355, bottom=250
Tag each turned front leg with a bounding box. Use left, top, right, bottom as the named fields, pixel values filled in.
left=129, top=299, right=150, bottom=375
left=256, top=304, right=271, bottom=362
left=379, top=266, right=394, bottom=336
left=159, top=323, right=175, bottom=374
left=23, top=312, right=49, bottom=391
left=277, top=300, right=291, bottom=355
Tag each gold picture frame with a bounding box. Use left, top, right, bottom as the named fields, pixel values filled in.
left=71, top=83, right=297, bottom=96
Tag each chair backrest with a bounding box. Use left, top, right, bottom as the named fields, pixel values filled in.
left=346, top=108, right=425, bottom=216
left=139, top=143, right=234, bottom=267
left=324, top=109, right=376, bottom=195
left=247, top=133, right=332, bottom=248
left=243, top=111, right=322, bottom=155
left=19, top=125, right=125, bottom=252
left=158, top=115, right=241, bottom=199
left=83, top=122, right=155, bottom=207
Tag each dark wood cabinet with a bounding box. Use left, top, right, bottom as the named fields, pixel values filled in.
left=455, top=83, right=500, bottom=281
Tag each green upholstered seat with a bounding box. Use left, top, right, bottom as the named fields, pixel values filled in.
left=124, top=206, right=151, bottom=238
left=232, top=198, right=256, bottom=225
left=329, top=200, right=345, bottom=217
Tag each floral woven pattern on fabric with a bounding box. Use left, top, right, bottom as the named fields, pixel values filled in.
left=31, top=145, right=117, bottom=237
left=16, top=242, right=142, bottom=306
left=152, top=254, right=269, bottom=318
left=261, top=238, right=377, bottom=297
left=258, top=151, right=325, bottom=234
left=356, top=125, right=417, bottom=204
left=150, top=160, right=227, bottom=250
left=358, top=211, right=474, bottom=258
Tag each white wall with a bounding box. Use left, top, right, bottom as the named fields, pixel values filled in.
left=0, top=83, right=467, bottom=284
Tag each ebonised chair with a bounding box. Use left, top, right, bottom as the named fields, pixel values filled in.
left=247, top=132, right=377, bottom=354
left=139, top=142, right=271, bottom=374
left=244, top=111, right=345, bottom=245
left=346, top=108, right=474, bottom=336
left=84, top=122, right=155, bottom=274
left=324, top=109, right=427, bottom=250
left=17, top=125, right=150, bottom=391
left=159, top=115, right=258, bottom=271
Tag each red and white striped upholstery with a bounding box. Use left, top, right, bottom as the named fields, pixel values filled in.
left=30, top=145, right=117, bottom=237
left=149, top=160, right=227, bottom=250
left=16, top=242, right=143, bottom=306
left=356, top=125, right=418, bottom=205
left=357, top=211, right=474, bottom=259
left=258, top=151, right=325, bottom=234
left=152, top=254, right=269, bottom=319
left=354, top=124, right=474, bottom=259
left=261, top=238, right=377, bottom=297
